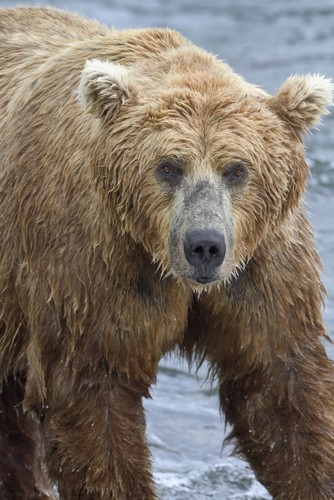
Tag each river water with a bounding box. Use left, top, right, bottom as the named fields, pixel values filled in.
left=1, top=0, right=333, bottom=498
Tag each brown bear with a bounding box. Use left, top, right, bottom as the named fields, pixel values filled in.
left=0, top=6, right=333, bottom=500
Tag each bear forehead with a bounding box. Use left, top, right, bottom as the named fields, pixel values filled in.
left=136, top=50, right=278, bottom=136
left=141, top=76, right=285, bottom=157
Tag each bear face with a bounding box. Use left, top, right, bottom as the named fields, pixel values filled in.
left=79, top=51, right=332, bottom=289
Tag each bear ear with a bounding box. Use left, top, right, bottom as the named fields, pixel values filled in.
left=270, top=74, right=333, bottom=133
left=78, top=59, right=135, bottom=121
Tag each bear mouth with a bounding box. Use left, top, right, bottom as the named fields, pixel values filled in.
left=195, top=276, right=217, bottom=284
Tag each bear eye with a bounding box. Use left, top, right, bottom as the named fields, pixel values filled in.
left=232, top=166, right=244, bottom=178
left=161, top=162, right=173, bottom=175
left=223, top=162, right=248, bottom=185
left=158, top=159, right=184, bottom=180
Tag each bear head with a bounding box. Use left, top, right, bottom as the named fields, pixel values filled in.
left=79, top=43, right=333, bottom=290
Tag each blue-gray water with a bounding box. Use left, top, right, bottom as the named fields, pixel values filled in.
left=1, top=1, right=333, bottom=498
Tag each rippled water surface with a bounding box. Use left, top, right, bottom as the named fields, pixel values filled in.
left=1, top=0, right=333, bottom=498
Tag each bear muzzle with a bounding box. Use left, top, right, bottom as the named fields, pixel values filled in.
left=183, top=228, right=226, bottom=284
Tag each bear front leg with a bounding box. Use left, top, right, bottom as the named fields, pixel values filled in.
left=0, top=373, right=56, bottom=500
left=213, top=237, right=334, bottom=499
left=41, top=369, right=157, bottom=500
left=219, top=338, right=334, bottom=500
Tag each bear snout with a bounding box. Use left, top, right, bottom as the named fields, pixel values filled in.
left=183, top=228, right=226, bottom=283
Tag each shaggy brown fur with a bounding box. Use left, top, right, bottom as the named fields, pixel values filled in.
left=0, top=6, right=333, bottom=499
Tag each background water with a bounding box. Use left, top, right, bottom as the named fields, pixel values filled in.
left=1, top=1, right=333, bottom=498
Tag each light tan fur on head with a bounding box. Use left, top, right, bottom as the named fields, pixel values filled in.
left=78, top=60, right=333, bottom=286
left=270, top=74, right=333, bottom=133
left=79, top=59, right=135, bottom=121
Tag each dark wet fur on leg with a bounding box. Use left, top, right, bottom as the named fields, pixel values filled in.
left=0, top=374, right=55, bottom=500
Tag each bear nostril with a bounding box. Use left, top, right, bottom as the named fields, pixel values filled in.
left=192, top=245, right=204, bottom=257
left=210, top=245, right=220, bottom=256
left=184, top=229, right=226, bottom=272
left=193, top=244, right=220, bottom=257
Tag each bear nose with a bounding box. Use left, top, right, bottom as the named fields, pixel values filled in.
left=184, top=229, right=226, bottom=274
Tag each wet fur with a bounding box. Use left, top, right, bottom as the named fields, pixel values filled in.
left=0, top=6, right=333, bottom=499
